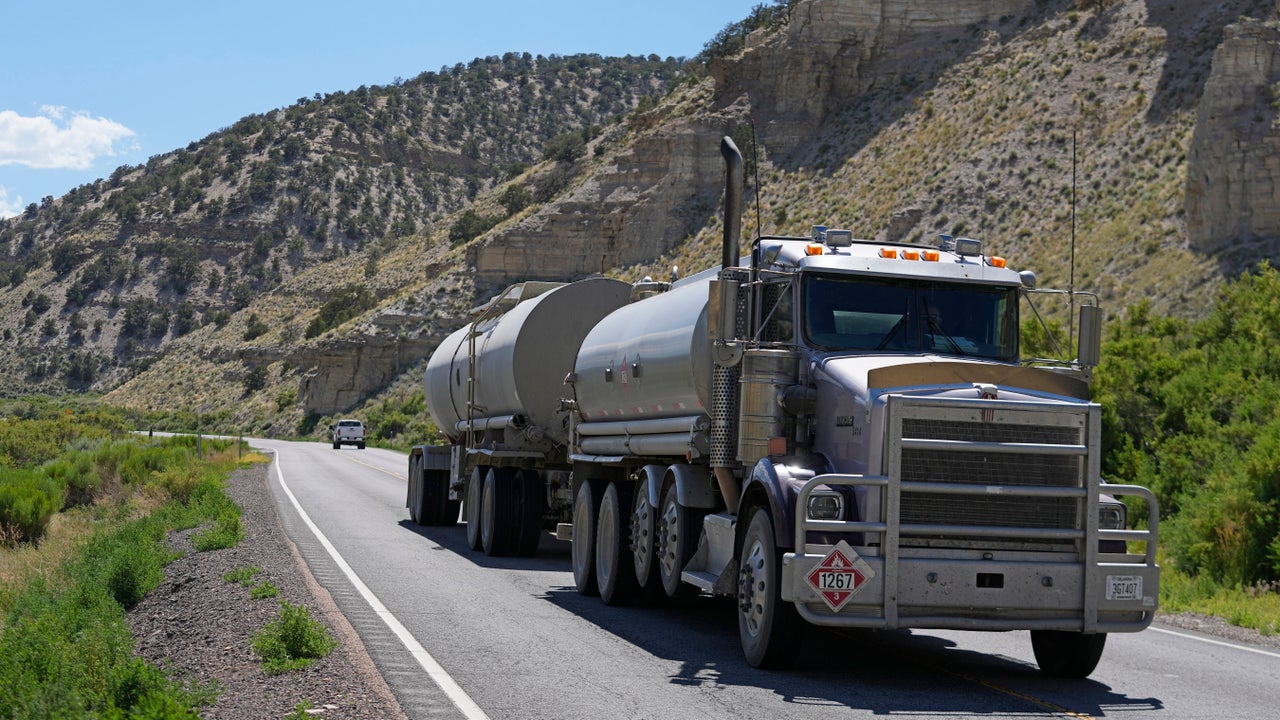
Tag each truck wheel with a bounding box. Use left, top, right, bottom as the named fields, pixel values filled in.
left=657, top=482, right=702, bottom=599
left=357, top=441, right=365, bottom=450
left=407, top=455, right=423, bottom=524
left=420, top=469, right=456, bottom=526
left=596, top=482, right=641, bottom=605
left=1031, top=630, right=1107, bottom=678
left=464, top=466, right=489, bottom=551
left=481, top=467, right=518, bottom=556
left=333, top=441, right=341, bottom=450
left=631, top=481, right=661, bottom=596
left=738, top=506, right=800, bottom=668
left=572, top=479, right=606, bottom=596
left=513, top=469, right=542, bottom=557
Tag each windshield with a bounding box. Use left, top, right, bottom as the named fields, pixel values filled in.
left=802, top=273, right=1018, bottom=361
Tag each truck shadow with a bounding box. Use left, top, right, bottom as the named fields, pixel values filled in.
left=395, top=519, right=573, bottom=573
left=542, top=588, right=1164, bottom=717
left=396, top=517, right=1164, bottom=715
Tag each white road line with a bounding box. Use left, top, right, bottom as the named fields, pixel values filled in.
left=270, top=451, right=491, bottom=720
left=1149, top=626, right=1280, bottom=659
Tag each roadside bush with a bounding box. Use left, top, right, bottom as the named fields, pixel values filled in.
left=0, top=469, right=62, bottom=544
left=41, top=450, right=99, bottom=507
left=251, top=602, right=337, bottom=674
left=1097, top=263, right=1280, bottom=585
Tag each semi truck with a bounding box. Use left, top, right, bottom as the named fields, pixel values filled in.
left=407, top=137, right=1159, bottom=676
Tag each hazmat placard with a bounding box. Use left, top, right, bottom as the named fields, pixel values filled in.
left=806, top=540, right=875, bottom=612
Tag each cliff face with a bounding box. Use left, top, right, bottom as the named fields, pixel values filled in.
left=470, top=0, right=1038, bottom=294
left=1186, top=18, right=1280, bottom=263
left=712, top=0, right=1034, bottom=152
left=467, top=119, right=732, bottom=290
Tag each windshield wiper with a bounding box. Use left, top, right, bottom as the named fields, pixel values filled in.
left=876, top=306, right=909, bottom=350
left=922, top=298, right=964, bottom=355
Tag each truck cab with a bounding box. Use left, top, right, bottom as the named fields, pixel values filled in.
left=717, top=229, right=1158, bottom=674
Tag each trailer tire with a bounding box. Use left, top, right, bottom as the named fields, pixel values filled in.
left=464, top=465, right=489, bottom=551
left=596, top=482, right=641, bottom=605
left=513, top=468, right=543, bottom=557
left=572, top=479, right=606, bottom=596
left=631, top=481, right=661, bottom=598
left=738, top=506, right=801, bottom=668
left=481, top=467, right=518, bottom=556
left=657, top=481, right=703, bottom=599
left=1030, top=630, right=1107, bottom=678
left=407, top=455, right=423, bottom=524
left=420, top=468, right=457, bottom=526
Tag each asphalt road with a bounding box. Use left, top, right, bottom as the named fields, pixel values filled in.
left=251, top=438, right=1280, bottom=720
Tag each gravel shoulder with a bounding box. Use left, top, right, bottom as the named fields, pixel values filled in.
left=127, top=462, right=408, bottom=719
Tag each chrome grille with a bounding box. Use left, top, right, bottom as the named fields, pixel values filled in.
left=892, top=405, right=1090, bottom=548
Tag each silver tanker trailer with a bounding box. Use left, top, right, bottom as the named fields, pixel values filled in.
left=408, top=137, right=1160, bottom=676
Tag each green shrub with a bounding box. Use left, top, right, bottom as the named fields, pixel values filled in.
left=1097, top=264, right=1280, bottom=585
left=250, top=581, right=280, bottom=600
left=191, top=509, right=242, bottom=552
left=251, top=602, right=337, bottom=674
left=223, top=566, right=262, bottom=586
left=41, top=450, right=98, bottom=507
left=0, top=469, right=62, bottom=544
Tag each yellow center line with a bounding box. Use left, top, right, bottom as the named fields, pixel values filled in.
left=937, top=666, right=1097, bottom=719
left=335, top=450, right=404, bottom=480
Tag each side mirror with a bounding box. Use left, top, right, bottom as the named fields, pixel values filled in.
left=1078, top=304, right=1102, bottom=367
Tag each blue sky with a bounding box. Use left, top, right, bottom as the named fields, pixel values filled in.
left=0, top=1, right=760, bottom=219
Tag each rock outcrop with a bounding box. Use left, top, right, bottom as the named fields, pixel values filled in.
left=1186, top=18, right=1280, bottom=264
left=294, top=328, right=438, bottom=414
left=713, top=0, right=1033, bottom=153
left=470, top=0, right=1036, bottom=293
left=468, top=118, right=734, bottom=290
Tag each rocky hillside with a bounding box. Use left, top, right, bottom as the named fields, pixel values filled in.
left=5, top=0, right=1280, bottom=439
left=0, top=53, right=684, bottom=396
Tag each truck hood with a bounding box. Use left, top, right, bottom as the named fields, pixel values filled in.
left=814, top=354, right=1091, bottom=405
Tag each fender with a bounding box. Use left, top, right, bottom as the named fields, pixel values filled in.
left=637, top=464, right=666, bottom=510
left=638, top=463, right=719, bottom=509
left=738, top=457, right=826, bottom=550
left=665, top=464, right=718, bottom=509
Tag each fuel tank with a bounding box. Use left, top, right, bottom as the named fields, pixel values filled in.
left=574, top=277, right=713, bottom=422
left=424, top=278, right=631, bottom=444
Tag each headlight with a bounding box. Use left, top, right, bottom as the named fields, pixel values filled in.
left=1098, top=501, right=1126, bottom=530
left=807, top=491, right=844, bottom=521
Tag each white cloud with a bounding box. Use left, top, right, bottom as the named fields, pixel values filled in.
left=0, top=186, right=23, bottom=219
left=0, top=106, right=136, bottom=170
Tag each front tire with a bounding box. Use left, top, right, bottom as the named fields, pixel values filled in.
left=737, top=506, right=800, bottom=668
left=596, top=482, right=640, bottom=605
left=1031, top=630, right=1107, bottom=678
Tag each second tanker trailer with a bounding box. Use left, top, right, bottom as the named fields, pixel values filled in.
left=407, top=137, right=1160, bottom=675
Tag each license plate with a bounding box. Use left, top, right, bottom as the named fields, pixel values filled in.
left=1106, top=575, right=1142, bottom=601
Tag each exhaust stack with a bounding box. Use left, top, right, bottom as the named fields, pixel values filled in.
left=720, top=136, right=743, bottom=269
